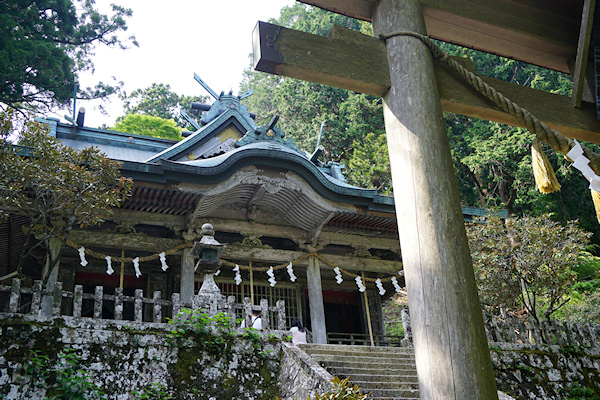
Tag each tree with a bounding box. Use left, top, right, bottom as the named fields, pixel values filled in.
left=0, top=110, right=133, bottom=278
left=0, top=0, right=137, bottom=111
left=118, top=83, right=208, bottom=128
left=240, top=4, right=386, bottom=188
left=466, top=213, right=591, bottom=321
left=112, top=114, right=183, bottom=141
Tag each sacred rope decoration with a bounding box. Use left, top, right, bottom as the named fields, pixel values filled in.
left=65, top=239, right=403, bottom=295
left=379, top=31, right=600, bottom=221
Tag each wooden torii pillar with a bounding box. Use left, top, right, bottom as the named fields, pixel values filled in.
left=253, top=0, right=498, bottom=398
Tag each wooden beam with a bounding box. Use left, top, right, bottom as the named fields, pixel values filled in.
left=223, top=244, right=402, bottom=274
left=571, top=0, right=596, bottom=107
left=253, top=21, right=389, bottom=97
left=299, top=0, right=580, bottom=73
left=68, top=230, right=402, bottom=274
left=69, top=230, right=184, bottom=252
left=109, top=209, right=187, bottom=229
left=254, top=22, right=600, bottom=144
left=200, top=217, right=401, bottom=251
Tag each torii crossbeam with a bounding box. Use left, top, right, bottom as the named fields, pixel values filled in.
left=253, top=0, right=501, bottom=398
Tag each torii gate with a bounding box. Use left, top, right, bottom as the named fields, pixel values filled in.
left=252, top=0, right=599, bottom=399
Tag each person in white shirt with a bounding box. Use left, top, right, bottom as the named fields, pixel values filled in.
left=290, top=318, right=307, bottom=345
left=240, top=309, right=262, bottom=329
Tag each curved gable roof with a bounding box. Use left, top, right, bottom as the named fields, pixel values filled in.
left=146, top=109, right=254, bottom=163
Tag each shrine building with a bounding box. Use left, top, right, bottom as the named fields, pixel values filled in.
left=0, top=87, right=494, bottom=344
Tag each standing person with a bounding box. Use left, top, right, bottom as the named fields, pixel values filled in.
left=240, top=309, right=262, bottom=329
left=290, top=318, right=307, bottom=345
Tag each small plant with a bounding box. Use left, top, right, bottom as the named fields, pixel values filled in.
left=166, top=309, right=235, bottom=344
left=132, top=382, right=174, bottom=400
left=315, top=376, right=370, bottom=400
left=565, top=382, right=600, bottom=400
left=25, top=348, right=107, bottom=400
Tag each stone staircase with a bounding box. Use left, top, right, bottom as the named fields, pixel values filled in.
left=298, top=344, right=419, bottom=400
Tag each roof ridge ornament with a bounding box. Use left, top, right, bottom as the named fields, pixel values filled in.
left=234, top=114, right=303, bottom=154
left=183, top=73, right=256, bottom=129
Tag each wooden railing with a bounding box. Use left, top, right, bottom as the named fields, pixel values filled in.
left=327, top=332, right=403, bottom=347
left=485, top=317, right=600, bottom=348
left=0, top=278, right=286, bottom=329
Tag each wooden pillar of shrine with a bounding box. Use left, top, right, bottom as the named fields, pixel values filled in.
left=307, top=255, right=327, bottom=344
left=41, top=237, right=62, bottom=316
left=371, top=0, right=498, bottom=398
left=180, top=247, right=195, bottom=303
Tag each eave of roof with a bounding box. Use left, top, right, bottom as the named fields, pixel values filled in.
left=146, top=109, right=254, bottom=163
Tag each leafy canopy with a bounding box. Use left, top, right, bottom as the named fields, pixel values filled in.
left=0, top=0, right=137, bottom=111
left=467, top=213, right=591, bottom=321
left=240, top=4, right=386, bottom=190
left=0, top=110, right=133, bottom=275
left=118, top=83, right=208, bottom=128
left=113, top=114, right=182, bottom=141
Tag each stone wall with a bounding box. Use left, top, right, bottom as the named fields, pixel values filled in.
left=278, top=343, right=333, bottom=400
left=0, top=315, right=283, bottom=400
left=491, top=342, right=600, bottom=399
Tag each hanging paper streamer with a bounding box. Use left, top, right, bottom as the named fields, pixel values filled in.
left=333, top=267, right=343, bottom=284
left=233, top=264, right=242, bottom=285
left=132, top=257, right=141, bottom=278
left=159, top=252, right=168, bottom=271
left=78, top=247, right=88, bottom=267
left=354, top=276, right=366, bottom=292
left=375, top=278, right=386, bottom=296
left=267, top=266, right=277, bottom=287
left=391, top=276, right=402, bottom=293
left=214, top=269, right=221, bottom=276
left=286, top=262, right=297, bottom=282
left=105, top=255, right=114, bottom=275
left=567, top=140, right=600, bottom=190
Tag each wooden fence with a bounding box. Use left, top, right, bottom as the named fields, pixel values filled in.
left=0, top=278, right=286, bottom=329
left=485, top=317, right=600, bottom=348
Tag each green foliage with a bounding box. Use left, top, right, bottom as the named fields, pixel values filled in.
left=26, top=348, right=107, bottom=400
left=467, top=213, right=591, bottom=321
left=564, top=382, right=600, bottom=400
left=0, top=110, right=133, bottom=275
left=573, top=251, right=600, bottom=282
left=568, top=291, right=600, bottom=325
left=113, top=114, right=183, bottom=141
left=241, top=4, right=386, bottom=190
left=0, top=0, right=137, bottom=111
left=315, top=377, right=370, bottom=400
left=132, top=383, right=174, bottom=400
left=347, top=132, right=391, bottom=194
left=118, top=83, right=207, bottom=128
left=382, top=294, right=406, bottom=337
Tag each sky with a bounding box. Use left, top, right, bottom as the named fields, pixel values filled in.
left=66, top=0, right=296, bottom=128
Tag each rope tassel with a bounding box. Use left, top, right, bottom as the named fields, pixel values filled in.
left=591, top=190, right=600, bottom=224
left=531, top=139, right=560, bottom=194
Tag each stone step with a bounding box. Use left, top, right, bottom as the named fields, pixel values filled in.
left=353, top=381, right=419, bottom=391
left=297, top=344, right=420, bottom=399
left=304, top=350, right=416, bottom=360
left=317, top=358, right=417, bottom=370
left=362, top=388, right=420, bottom=399
left=331, top=373, right=418, bottom=383
left=327, top=366, right=417, bottom=377
left=299, top=344, right=414, bottom=355
left=311, top=354, right=415, bottom=365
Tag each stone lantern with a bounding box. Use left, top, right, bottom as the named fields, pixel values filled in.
left=190, top=223, right=226, bottom=299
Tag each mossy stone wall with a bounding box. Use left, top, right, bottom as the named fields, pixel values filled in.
left=0, top=316, right=281, bottom=400
left=491, top=343, right=600, bottom=399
